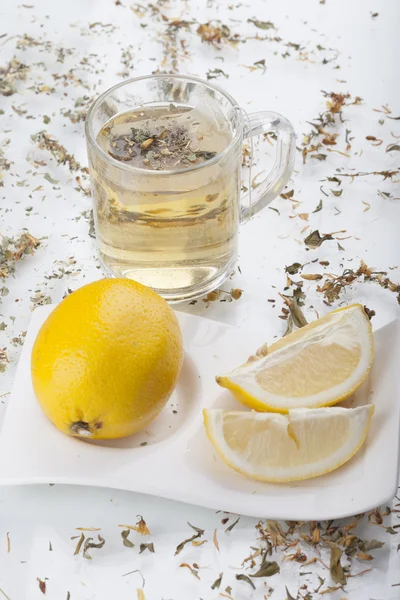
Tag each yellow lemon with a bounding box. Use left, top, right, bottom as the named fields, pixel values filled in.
left=203, top=405, right=374, bottom=482
left=31, top=279, right=183, bottom=439
left=216, top=304, right=374, bottom=413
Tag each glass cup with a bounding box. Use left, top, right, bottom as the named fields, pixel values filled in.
left=85, top=74, right=295, bottom=302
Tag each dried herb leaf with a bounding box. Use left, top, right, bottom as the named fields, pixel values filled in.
left=363, top=306, right=376, bottom=320
left=280, top=189, right=294, bottom=199
left=248, top=18, right=275, bottom=29
left=313, top=200, right=323, bottom=213
left=121, top=530, right=134, bottom=548
left=225, top=516, right=240, bottom=532
left=83, top=535, right=105, bottom=559
left=235, top=574, right=255, bottom=589
left=269, top=206, right=280, bottom=215
left=206, top=68, right=229, bottom=80
left=386, top=144, right=400, bottom=152
left=213, top=529, right=220, bottom=551
left=139, top=542, right=155, bottom=553
left=385, top=527, right=397, bottom=534
left=285, top=263, right=302, bottom=275
left=230, top=288, right=243, bottom=300
left=211, top=573, right=223, bottom=589
left=356, top=551, right=373, bottom=561
left=37, top=579, right=46, bottom=595
left=251, top=561, right=280, bottom=577
left=330, top=546, right=346, bottom=585
left=175, top=524, right=204, bottom=555
left=43, top=173, right=59, bottom=185
left=301, top=273, right=323, bottom=281
left=179, top=563, right=200, bottom=579
left=286, top=586, right=297, bottom=600
left=188, top=522, right=205, bottom=535
left=73, top=533, right=85, bottom=556
left=119, top=516, right=150, bottom=535
left=304, top=230, right=333, bottom=249
left=360, top=539, right=384, bottom=552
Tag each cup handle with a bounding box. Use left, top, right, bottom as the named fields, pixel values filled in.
left=240, top=111, right=296, bottom=222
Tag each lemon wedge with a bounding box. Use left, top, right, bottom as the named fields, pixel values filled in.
left=203, top=405, right=374, bottom=482
left=216, top=304, right=373, bottom=412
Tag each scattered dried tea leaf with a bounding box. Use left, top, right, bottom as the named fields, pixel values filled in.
left=313, top=200, right=323, bottom=213
left=301, top=273, right=323, bottom=281
left=196, top=21, right=239, bottom=46
left=33, top=131, right=83, bottom=173
left=139, top=542, right=155, bottom=553
left=213, top=529, right=220, bottom=551
left=43, top=173, right=59, bottom=185
left=121, top=530, right=134, bottom=548
left=82, top=535, right=105, bottom=559
left=362, top=200, right=371, bottom=212
left=235, top=574, right=255, bottom=589
left=360, top=539, right=384, bottom=552
left=73, top=533, right=85, bottom=556
left=280, top=189, right=294, bottom=199
left=180, top=563, right=200, bottom=579
left=37, top=579, right=46, bottom=595
left=386, top=144, right=400, bottom=153
left=269, top=206, right=280, bottom=215
left=356, top=552, right=374, bottom=561
left=286, top=586, right=297, bottom=600
left=0, top=59, right=29, bottom=96
left=206, top=68, right=228, bottom=80
left=119, top=516, right=150, bottom=535
left=0, top=232, right=40, bottom=279
left=175, top=523, right=205, bottom=555
left=230, top=288, right=242, bottom=300
left=285, top=263, right=302, bottom=275
left=188, top=523, right=205, bottom=534
left=211, top=573, right=223, bottom=589
left=281, top=296, right=308, bottom=328
left=192, top=539, right=207, bottom=547
left=225, top=517, right=240, bottom=532
left=247, top=18, right=275, bottom=30
left=251, top=561, right=280, bottom=577
left=330, top=546, right=346, bottom=585
left=363, top=306, right=376, bottom=320
left=304, top=230, right=333, bottom=249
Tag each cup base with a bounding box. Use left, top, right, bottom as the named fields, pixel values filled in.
left=98, top=256, right=237, bottom=304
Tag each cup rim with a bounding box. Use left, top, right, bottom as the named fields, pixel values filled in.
left=85, top=73, right=243, bottom=176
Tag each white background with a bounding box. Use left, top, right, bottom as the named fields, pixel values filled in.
left=0, top=0, right=399, bottom=598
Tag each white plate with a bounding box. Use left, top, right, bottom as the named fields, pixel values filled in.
left=0, top=306, right=399, bottom=521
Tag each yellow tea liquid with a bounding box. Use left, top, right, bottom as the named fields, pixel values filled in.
left=90, top=103, right=239, bottom=300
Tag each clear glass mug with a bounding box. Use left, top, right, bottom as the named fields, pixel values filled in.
left=85, top=74, right=295, bottom=302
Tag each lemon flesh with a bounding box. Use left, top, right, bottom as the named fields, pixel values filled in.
left=31, top=279, right=183, bottom=440
left=203, top=405, right=374, bottom=482
left=216, top=304, right=374, bottom=412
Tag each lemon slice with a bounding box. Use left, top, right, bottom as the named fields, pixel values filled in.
left=203, top=405, right=374, bottom=482
left=216, top=304, right=374, bottom=412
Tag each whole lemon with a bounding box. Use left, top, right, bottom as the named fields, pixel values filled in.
left=31, top=279, right=183, bottom=439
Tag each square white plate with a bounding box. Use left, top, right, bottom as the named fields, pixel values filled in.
left=0, top=306, right=399, bottom=521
